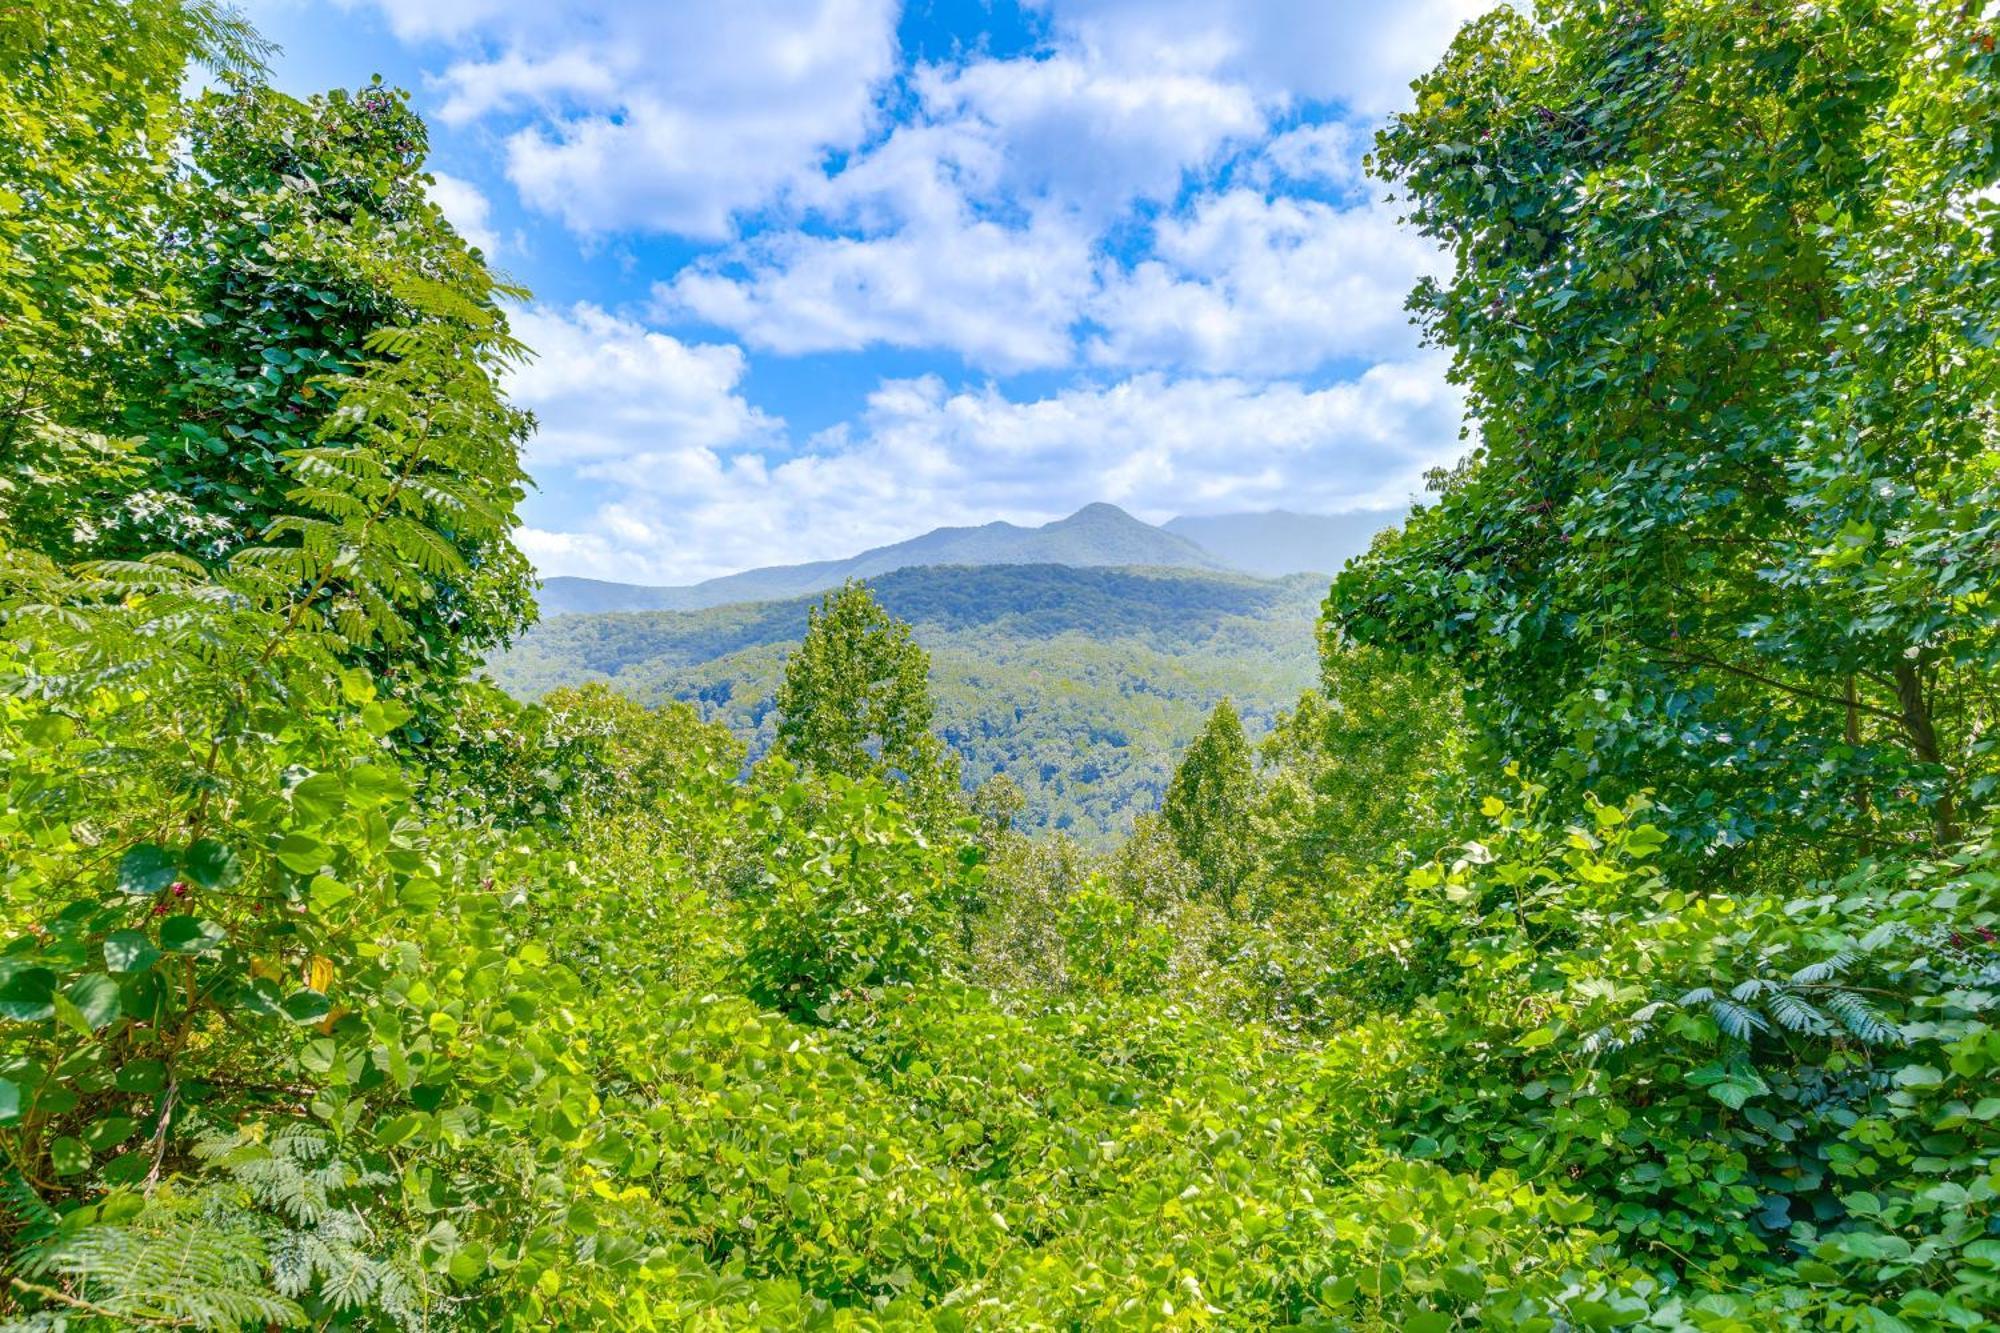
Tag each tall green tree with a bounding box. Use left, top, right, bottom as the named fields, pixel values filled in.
left=1162, top=698, right=1256, bottom=910
left=111, top=79, right=535, bottom=688
left=1256, top=639, right=1467, bottom=886
left=1334, top=0, right=2000, bottom=858
left=774, top=580, right=961, bottom=815
left=0, top=0, right=270, bottom=552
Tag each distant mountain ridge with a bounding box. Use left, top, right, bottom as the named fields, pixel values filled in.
left=1163, top=508, right=1406, bottom=579
left=538, top=503, right=1227, bottom=616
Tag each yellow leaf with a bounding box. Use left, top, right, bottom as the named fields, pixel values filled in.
left=308, top=955, right=334, bottom=992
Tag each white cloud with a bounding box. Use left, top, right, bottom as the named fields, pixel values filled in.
left=426, top=171, right=500, bottom=256
left=666, top=213, right=1097, bottom=374
left=1088, top=187, right=1441, bottom=375
left=1260, top=122, right=1365, bottom=191
left=910, top=53, right=1262, bottom=216
left=504, top=304, right=780, bottom=469
left=1036, top=0, right=1497, bottom=117
left=657, top=46, right=1265, bottom=371
left=521, top=353, right=1465, bottom=583
left=337, top=0, right=508, bottom=42
left=350, top=0, right=902, bottom=239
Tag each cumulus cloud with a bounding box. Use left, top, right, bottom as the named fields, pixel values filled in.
left=349, top=0, right=901, bottom=238
left=504, top=304, right=780, bottom=469
left=658, top=47, right=1265, bottom=371
left=1036, top=0, right=1497, bottom=117
left=910, top=53, right=1263, bottom=216
left=667, top=217, right=1097, bottom=373
left=1088, top=187, right=1442, bottom=375
left=1260, top=122, right=1366, bottom=191
left=519, top=351, right=1465, bottom=583
left=426, top=171, right=500, bottom=257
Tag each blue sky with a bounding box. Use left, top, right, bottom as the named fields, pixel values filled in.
left=237, top=0, right=1486, bottom=583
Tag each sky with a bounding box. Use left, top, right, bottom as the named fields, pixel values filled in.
left=235, top=0, right=1490, bottom=584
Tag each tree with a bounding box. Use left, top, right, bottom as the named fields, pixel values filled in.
left=0, top=1, right=270, bottom=553
left=774, top=580, right=960, bottom=811
left=972, top=773, right=1027, bottom=839
left=1162, top=699, right=1256, bottom=910
left=1334, top=0, right=2000, bottom=858
left=108, top=79, right=536, bottom=690
left=1257, top=634, right=1467, bottom=887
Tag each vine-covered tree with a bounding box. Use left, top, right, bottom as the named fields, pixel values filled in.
left=117, top=79, right=535, bottom=690
left=1162, top=698, right=1256, bottom=909
left=1334, top=0, right=2000, bottom=858
left=0, top=0, right=271, bottom=552
left=774, top=580, right=961, bottom=811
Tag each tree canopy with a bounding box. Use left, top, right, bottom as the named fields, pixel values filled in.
left=1334, top=0, right=2000, bottom=860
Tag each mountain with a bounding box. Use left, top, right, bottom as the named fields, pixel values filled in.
left=1162, top=508, right=1407, bottom=578
left=537, top=503, right=1228, bottom=616
left=487, top=563, right=1323, bottom=842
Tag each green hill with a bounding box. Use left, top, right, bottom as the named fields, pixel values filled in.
left=489, top=563, right=1324, bottom=840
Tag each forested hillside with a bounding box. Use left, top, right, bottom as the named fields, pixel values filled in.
left=4, top=2, right=2000, bottom=1331
left=489, top=564, right=1323, bottom=840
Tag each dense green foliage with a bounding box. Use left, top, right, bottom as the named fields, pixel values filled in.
left=1335, top=0, right=2000, bottom=859
left=487, top=564, right=1323, bottom=841
left=4, top=1, right=1999, bottom=1330
left=1162, top=702, right=1256, bottom=910
left=773, top=582, right=961, bottom=829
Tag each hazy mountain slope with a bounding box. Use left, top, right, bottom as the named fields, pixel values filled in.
left=537, top=503, right=1228, bottom=616
left=1163, top=508, right=1407, bottom=578
left=488, top=563, right=1323, bottom=841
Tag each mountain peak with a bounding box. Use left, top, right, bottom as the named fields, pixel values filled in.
left=537, top=501, right=1229, bottom=616
left=1060, top=501, right=1140, bottom=524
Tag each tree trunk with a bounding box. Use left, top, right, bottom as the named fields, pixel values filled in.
left=1894, top=660, right=1959, bottom=845
left=1845, top=674, right=1870, bottom=817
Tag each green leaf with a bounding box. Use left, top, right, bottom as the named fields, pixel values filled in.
left=115, top=1060, right=165, bottom=1093
left=310, top=876, right=355, bottom=910
left=361, top=700, right=414, bottom=737
left=347, top=763, right=411, bottom=807
left=65, top=974, right=121, bottom=1030
left=159, top=916, right=225, bottom=954
left=281, top=991, right=331, bottom=1024
left=0, top=1078, right=20, bottom=1125
left=1546, top=1196, right=1596, bottom=1225
left=275, top=833, right=331, bottom=875
left=117, top=844, right=179, bottom=896
left=290, top=774, right=346, bottom=825
left=84, top=1117, right=138, bottom=1151
left=1706, top=1074, right=1766, bottom=1110
left=376, top=1113, right=427, bottom=1148
left=103, top=931, right=159, bottom=975
left=0, top=967, right=57, bottom=1022
left=50, top=1137, right=90, bottom=1177
left=183, top=838, right=242, bottom=890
